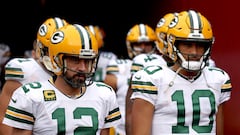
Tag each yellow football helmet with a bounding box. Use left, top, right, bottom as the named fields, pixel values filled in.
left=155, top=12, right=178, bottom=55
left=126, top=23, right=158, bottom=59
left=167, top=10, right=214, bottom=71
left=45, top=24, right=98, bottom=83
left=85, top=25, right=104, bottom=49
left=36, top=17, right=68, bottom=61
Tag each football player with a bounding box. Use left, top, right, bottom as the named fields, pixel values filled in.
left=2, top=24, right=122, bottom=135
left=0, top=17, right=68, bottom=134
left=130, top=10, right=232, bottom=135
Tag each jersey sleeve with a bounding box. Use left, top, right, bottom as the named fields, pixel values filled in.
left=130, top=66, right=161, bottom=105
left=201, top=67, right=232, bottom=104
left=94, top=52, right=117, bottom=82
left=3, top=84, right=35, bottom=130
left=96, top=82, right=122, bottom=129
left=216, top=68, right=232, bottom=103
left=106, top=59, right=120, bottom=75
left=4, top=58, right=34, bottom=82
left=130, top=54, right=145, bottom=74
left=131, top=54, right=167, bottom=75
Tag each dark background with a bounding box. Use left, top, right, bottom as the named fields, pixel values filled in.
left=0, top=0, right=167, bottom=58
left=0, top=0, right=239, bottom=134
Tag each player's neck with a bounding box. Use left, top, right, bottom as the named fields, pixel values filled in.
left=171, top=64, right=201, bottom=80
left=54, top=76, right=86, bottom=98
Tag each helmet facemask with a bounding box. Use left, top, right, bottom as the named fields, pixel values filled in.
left=59, top=54, right=98, bottom=89
left=37, top=41, right=49, bottom=61
left=173, top=39, right=212, bottom=72
left=126, top=23, right=158, bottom=59
left=130, top=41, right=156, bottom=57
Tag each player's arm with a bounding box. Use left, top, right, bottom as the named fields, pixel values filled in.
left=0, top=80, right=21, bottom=135
left=104, top=59, right=119, bottom=91
left=100, top=128, right=110, bottom=135
left=216, top=103, right=224, bottom=135
left=104, top=74, right=117, bottom=91
left=131, top=98, right=154, bottom=135
left=12, top=128, right=32, bottom=135
left=125, top=77, right=133, bottom=135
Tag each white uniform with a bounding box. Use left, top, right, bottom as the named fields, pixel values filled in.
left=131, top=65, right=232, bottom=135
left=130, top=53, right=167, bottom=75
left=94, top=51, right=117, bottom=82
left=106, top=58, right=132, bottom=135
left=3, top=80, right=121, bottom=135
left=4, top=57, right=51, bottom=84
left=208, top=58, right=216, bottom=67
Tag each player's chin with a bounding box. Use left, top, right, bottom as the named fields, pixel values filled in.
left=74, top=76, right=86, bottom=82
left=72, top=74, right=85, bottom=79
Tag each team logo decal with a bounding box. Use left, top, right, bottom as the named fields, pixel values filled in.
left=156, top=18, right=166, bottom=28
left=134, top=75, right=141, bottom=80
left=50, top=31, right=64, bottom=44
left=38, top=24, right=48, bottom=37
left=168, top=16, right=178, bottom=28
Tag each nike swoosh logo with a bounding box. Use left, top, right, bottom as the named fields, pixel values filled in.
left=11, top=98, right=17, bottom=103
left=135, top=75, right=141, bottom=80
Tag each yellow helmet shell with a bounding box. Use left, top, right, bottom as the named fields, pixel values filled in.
left=155, top=12, right=178, bottom=55
left=85, top=25, right=104, bottom=49
left=126, top=23, right=157, bottom=43
left=126, top=23, right=157, bottom=58
left=37, top=17, right=68, bottom=48
left=168, top=10, right=213, bottom=41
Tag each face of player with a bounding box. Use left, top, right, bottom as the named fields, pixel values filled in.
left=63, top=56, right=94, bottom=88
left=132, top=41, right=155, bottom=55
left=173, top=41, right=209, bottom=77
left=177, top=41, right=206, bottom=62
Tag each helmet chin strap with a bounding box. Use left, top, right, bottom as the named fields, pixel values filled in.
left=178, top=53, right=205, bottom=71
left=132, top=46, right=144, bottom=56
left=62, top=59, right=94, bottom=88
left=63, top=74, right=86, bottom=89
left=132, top=46, right=156, bottom=56
left=62, top=59, right=86, bottom=89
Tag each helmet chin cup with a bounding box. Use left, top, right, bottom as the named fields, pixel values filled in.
left=42, top=56, right=61, bottom=74
left=177, top=51, right=205, bottom=71
left=181, top=61, right=204, bottom=71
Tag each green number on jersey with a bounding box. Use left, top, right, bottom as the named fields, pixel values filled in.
left=52, top=107, right=98, bottom=134
left=22, top=82, right=41, bottom=93
left=144, top=65, right=162, bottom=75
left=172, top=90, right=215, bottom=133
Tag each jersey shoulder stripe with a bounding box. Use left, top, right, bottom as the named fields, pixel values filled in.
left=105, top=107, right=121, bottom=123
left=4, top=58, right=36, bottom=80
left=5, top=105, right=34, bottom=125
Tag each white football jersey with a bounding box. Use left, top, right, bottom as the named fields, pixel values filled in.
left=4, top=57, right=52, bottom=84
left=3, top=80, right=122, bottom=135
left=131, top=65, right=232, bottom=135
left=94, top=51, right=117, bottom=82
left=131, top=53, right=167, bottom=75
left=207, top=58, right=216, bottom=67
left=106, top=58, right=132, bottom=135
